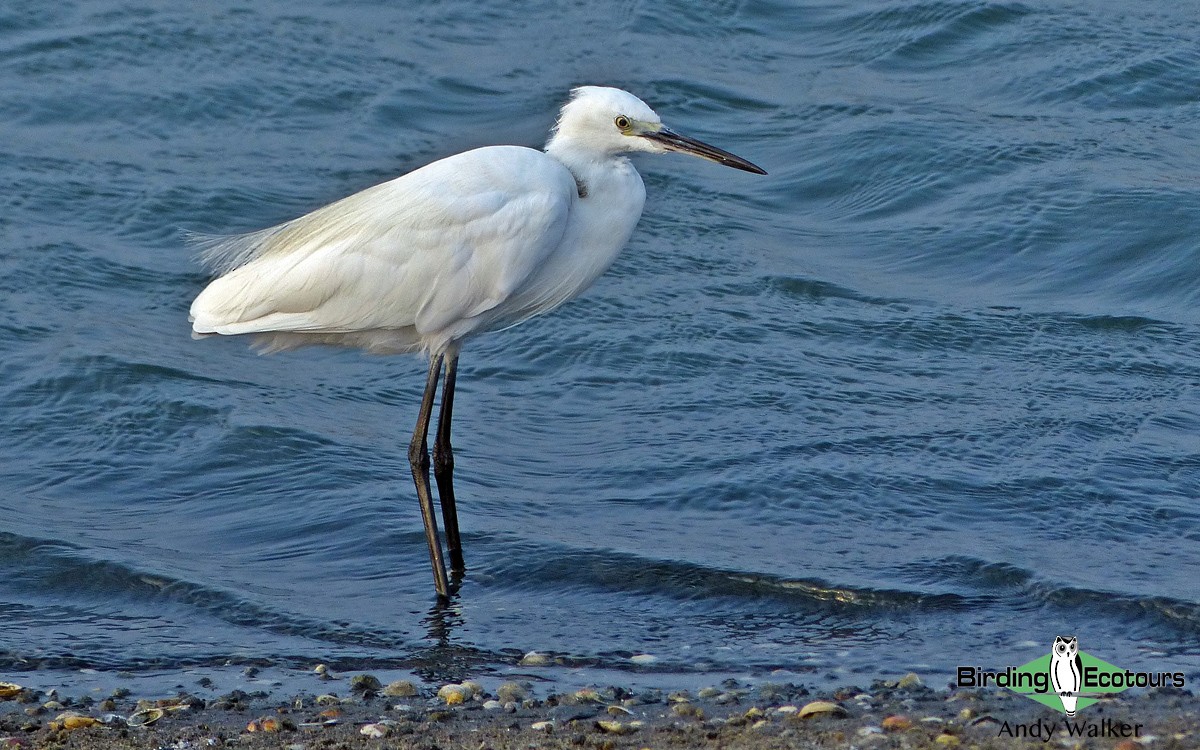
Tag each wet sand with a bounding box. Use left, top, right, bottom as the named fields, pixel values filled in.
left=2, top=673, right=1195, bottom=749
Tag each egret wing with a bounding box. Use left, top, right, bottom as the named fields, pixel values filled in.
left=189, top=146, right=575, bottom=343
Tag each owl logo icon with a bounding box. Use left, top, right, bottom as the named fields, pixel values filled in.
left=1050, top=635, right=1083, bottom=716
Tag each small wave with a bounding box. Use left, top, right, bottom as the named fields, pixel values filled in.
left=479, top=545, right=1200, bottom=642
left=904, top=555, right=1200, bottom=634
left=0, top=531, right=516, bottom=676
left=1036, top=47, right=1200, bottom=111
left=874, top=3, right=1033, bottom=70
left=0, top=531, right=398, bottom=649
left=800, top=0, right=1031, bottom=68
left=481, top=543, right=981, bottom=613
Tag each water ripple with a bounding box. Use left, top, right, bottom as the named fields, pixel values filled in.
left=2, top=0, right=1198, bottom=689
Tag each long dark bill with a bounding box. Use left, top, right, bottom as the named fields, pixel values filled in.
left=642, top=127, right=767, bottom=175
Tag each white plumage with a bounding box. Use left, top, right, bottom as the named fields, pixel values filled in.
left=191, top=88, right=669, bottom=355
left=188, top=85, right=765, bottom=597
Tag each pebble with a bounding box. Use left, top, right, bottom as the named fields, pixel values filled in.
left=570, top=688, right=602, bottom=704
left=519, top=651, right=551, bottom=667
left=382, top=680, right=418, bottom=698
left=482, top=700, right=504, bottom=711
left=313, top=664, right=335, bottom=680
left=0, top=684, right=22, bottom=700
left=530, top=720, right=553, bottom=732
left=697, top=687, right=721, bottom=699
left=595, top=719, right=637, bottom=735
left=671, top=703, right=704, bottom=720
left=881, top=714, right=913, bottom=731
left=757, top=682, right=787, bottom=701
left=495, top=682, right=527, bottom=703
left=629, top=654, right=658, bottom=665
left=349, top=675, right=383, bottom=697
left=935, top=733, right=960, bottom=747
left=127, top=707, right=165, bottom=727
left=246, top=717, right=288, bottom=732
left=49, top=713, right=99, bottom=731
left=898, top=673, right=923, bottom=689
left=359, top=723, right=389, bottom=738
left=437, top=684, right=473, bottom=706
left=461, top=680, right=483, bottom=697
left=797, top=700, right=849, bottom=719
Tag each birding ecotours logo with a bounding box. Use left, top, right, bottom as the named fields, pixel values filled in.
left=957, top=636, right=1186, bottom=716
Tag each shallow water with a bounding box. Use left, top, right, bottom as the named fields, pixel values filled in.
left=2, top=0, right=1199, bottom=690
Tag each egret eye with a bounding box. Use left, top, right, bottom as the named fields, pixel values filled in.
left=614, top=115, right=631, bottom=130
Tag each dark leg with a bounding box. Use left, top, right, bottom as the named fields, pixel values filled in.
left=409, top=353, right=450, bottom=598
left=432, top=350, right=464, bottom=571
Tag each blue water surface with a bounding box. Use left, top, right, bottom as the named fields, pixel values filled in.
left=2, top=0, right=1198, bottom=692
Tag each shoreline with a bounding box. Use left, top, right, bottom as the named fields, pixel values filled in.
left=2, top=670, right=1195, bottom=749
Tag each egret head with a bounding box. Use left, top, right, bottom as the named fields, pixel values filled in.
left=548, top=86, right=766, bottom=175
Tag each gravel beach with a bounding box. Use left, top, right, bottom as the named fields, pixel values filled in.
left=2, top=671, right=1195, bottom=750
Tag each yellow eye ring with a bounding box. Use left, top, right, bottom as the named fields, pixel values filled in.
left=614, top=115, right=631, bottom=130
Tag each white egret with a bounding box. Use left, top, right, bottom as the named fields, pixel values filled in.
left=189, top=86, right=765, bottom=598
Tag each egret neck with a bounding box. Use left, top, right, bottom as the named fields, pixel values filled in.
left=537, top=134, right=647, bottom=310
